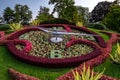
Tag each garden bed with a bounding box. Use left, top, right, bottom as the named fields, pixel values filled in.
left=6, top=25, right=103, bottom=67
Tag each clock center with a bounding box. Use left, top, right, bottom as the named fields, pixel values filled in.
left=50, top=37, right=63, bottom=43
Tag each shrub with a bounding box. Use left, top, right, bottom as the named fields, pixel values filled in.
left=72, top=64, right=105, bottom=80
left=110, top=43, right=120, bottom=64
left=0, top=24, right=10, bottom=31
left=40, top=18, right=75, bottom=25
left=86, top=23, right=108, bottom=30
left=9, top=23, right=22, bottom=31
left=103, top=5, right=120, bottom=32
left=30, top=19, right=40, bottom=26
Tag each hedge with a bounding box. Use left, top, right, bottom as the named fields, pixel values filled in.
left=40, top=18, right=75, bottom=25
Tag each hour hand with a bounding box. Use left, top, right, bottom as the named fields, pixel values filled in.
left=38, top=27, right=51, bottom=33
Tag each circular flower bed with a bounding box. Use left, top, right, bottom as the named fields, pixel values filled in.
left=6, top=24, right=103, bottom=67
left=18, top=31, right=93, bottom=58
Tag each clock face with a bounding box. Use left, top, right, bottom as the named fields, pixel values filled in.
left=7, top=24, right=104, bottom=67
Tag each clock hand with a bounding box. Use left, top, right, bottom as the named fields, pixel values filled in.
left=51, top=31, right=98, bottom=36
left=38, top=27, right=98, bottom=36
left=38, top=27, right=51, bottom=33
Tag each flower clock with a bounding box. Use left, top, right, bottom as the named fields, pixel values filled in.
left=6, top=24, right=106, bottom=68
left=6, top=24, right=120, bottom=80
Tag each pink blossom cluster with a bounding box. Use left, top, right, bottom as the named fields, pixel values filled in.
left=14, top=39, right=32, bottom=53
left=8, top=68, right=40, bottom=80
left=7, top=39, right=32, bottom=54
left=0, top=31, right=5, bottom=41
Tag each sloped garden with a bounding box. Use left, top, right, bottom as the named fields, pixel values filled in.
left=0, top=24, right=120, bottom=80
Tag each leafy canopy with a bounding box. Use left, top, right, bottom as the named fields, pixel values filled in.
left=103, top=5, right=120, bottom=32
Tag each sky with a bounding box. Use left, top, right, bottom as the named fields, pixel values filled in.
left=0, top=0, right=115, bottom=19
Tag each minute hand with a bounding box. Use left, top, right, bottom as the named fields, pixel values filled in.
left=51, top=31, right=98, bottom=36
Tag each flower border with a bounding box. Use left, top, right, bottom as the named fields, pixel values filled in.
left=0, top=31, right=5, bottom=41
left=6, top=25, right=103, bottom=68
left=57, top=33, right=119, bottom=80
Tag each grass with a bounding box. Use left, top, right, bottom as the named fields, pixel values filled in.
left=0, top=26, right=120, bottom=80
left=94, top=44, right=120, bottom=78
left=0, top=46, right=72, bottom=80
left=88, top=28, right=110, bottom=41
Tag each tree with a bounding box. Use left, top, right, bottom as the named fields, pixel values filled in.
left=48, top=0, right=75, bottom=17
left=0, top=16, right=4, bottom=24
left=112, top=0, right=120, bottom=5
left=14, top=4, right=32, bottom=25
left=3, top=7, right=14, bottom=23
left=36, top=6, right=53, bottom=22
left=60, top=5, right=78, bottom=23
left=3, top=4, right=32, bottom=24
left=103, top=5, right=120, bottom=32
left=76, top=6, right=89, bottom=25
left=89, top=1, right=112, bottom=22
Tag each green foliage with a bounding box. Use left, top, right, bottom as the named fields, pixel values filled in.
left=3, top=4, right=32, bottom=25
left=49, top=0, right=75, bottom=17
left=40, top=18, right=75, bottom=25
left=103, top=5, right=120, bottom=32
left=0, top=46, right=71, bottom=80
left=86, top=23, right=108, bottom=30
left=30, top=19, right=40, bottom=26
left=110, top=43, right=120, bottom=64
left=3, top=7, right=14, bottom=23
left=36, top=6, right=53, bottom=22
left=14, top=4, right=32, bottom=25
left=0, top=16, right=4, bottom=24
left=0, top=24, right=10, bottom=31
left=89, top=1, right=112, bottom=22
left=76, top=21, right=83, bottom=27
left=60, top=6, right=78, bottom=24
left=94, top=44, right=120, bottom=79
left=76, top=6, right=89, bottom=25
left=72, top=64, right=105, bottom=80
left=8, top=23, right=22, bottom=31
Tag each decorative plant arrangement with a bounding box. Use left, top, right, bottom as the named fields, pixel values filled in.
left=110, top=43, right=120, bottom=64
left=6, top=24, right=103, bottom=67
left=3, top=24, right=120, bottom=80
left=30, top=19, right=40, bottom=26
left=8, top=23, right=22, bottom=31
left=72, top=64, right=105, bottom=80
left=18, top=31, right=93, bottom=58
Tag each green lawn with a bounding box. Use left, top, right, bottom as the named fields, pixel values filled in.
left=94, top=45, right=120, bottom=78
left=0, top=27, right=120, bottom=80
left=90, top=28, right=120, bottom=78
left=0, top=46, right=72, bottom=80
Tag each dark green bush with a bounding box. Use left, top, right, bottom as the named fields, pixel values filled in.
left=103, top=5, right=120, bottom=32
left=40, top=18, right=75, bottom=25
left=0, top=24, right=10, bottom=31
left=86, top=23, right=108, bottom=30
